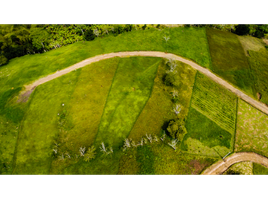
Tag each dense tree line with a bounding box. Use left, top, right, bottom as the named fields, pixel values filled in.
left=1, top=24, right=268, bottom=66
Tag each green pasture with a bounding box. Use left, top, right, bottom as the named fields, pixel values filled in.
left=235, top=99, right=268, bottom=158
left=181, top=71, right=237, bottom=157
left=206, top=29, right=254, bottom=96
left=129, top=59, right=196, bottom=141
left=253, top=163, right=268, bottom=175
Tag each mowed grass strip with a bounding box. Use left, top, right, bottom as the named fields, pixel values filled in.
left=13, top=69, right=81, bottom=174
left=49, top=58, right=119, bottom=174
left=206, top=29, right=254, bottom=96
left=191, top=72, right=237, bottom=134
left=235, top=99, right=268, bottom=157
left=95, top=57, right=161, bottom=148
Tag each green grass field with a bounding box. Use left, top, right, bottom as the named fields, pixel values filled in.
left=118, top=142, right=217, bottom=175
left=129, top=59, right=196, bottom=141
left=206, top=29, right=254, bottom=96
left=95, top=57, right=160, bottom=149
left=235, top=99, right=268, bottom=157
left=223, top=162, right=253, bottom=175
left=2, top=26, right=268, bottom=174
left=181, top=72, right=237, bottom=157
left=253, top=163, right=268, bottom=175
left=238, top=36, right=268, bottom=104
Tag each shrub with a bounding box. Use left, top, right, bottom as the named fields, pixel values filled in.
left=166, top=118, right=187, bottom=141
left=84, top=29, right=96, bottom=41
left=163, top=73, right=176, bottom=86
left=0, top=55, right=8, bottom=66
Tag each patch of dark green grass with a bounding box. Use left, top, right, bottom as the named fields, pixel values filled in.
left=206, top=28, right=254, bottom=96
left=136, top=145, right=155, bottom=175
left=182, top=107, right=232, bottom=150
left=247, top=49, right=268, bottom=105
left=253, top=163, right=268, bottom=175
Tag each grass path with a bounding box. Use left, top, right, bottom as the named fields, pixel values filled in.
left=202, top=152, right=268, bottom=175
left=19, top=51, right=268, bottom=116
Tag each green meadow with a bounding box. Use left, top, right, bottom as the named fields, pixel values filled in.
left=2, top=26, right=268, bottom=174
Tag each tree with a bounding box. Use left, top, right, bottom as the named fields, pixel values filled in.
left=166, top=119, right=187, bottom=141
left=30, top=27, right=50, bottom=51
left=84, top=146, right=96, bottom=162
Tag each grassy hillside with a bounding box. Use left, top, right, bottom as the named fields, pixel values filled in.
left=0, top=27, right=212, bottom=174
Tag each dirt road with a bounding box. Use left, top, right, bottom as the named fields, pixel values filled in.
left=202, top=152, right=268, bottom=175
left=20, top=51, right=268, bottom=116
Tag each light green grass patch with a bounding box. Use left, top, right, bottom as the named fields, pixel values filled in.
left=13, top=69, right=81, bottom=174
left=183, top=137, right=230, bottom=157
left=95, top=57, right=161, bottom=148
left=49, top=58, right=119, bottom=174
left=238, top=36, right=266, bottom=55
left=151, top=142, right=217, bottom=174
left=235, top=99, right=268, bottom=157
left=223, top=162, right=253, bottom=175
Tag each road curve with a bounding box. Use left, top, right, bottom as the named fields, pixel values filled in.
left=201, top=152, right=268, bottom=175
left=20, top=51, right=268, bottom=115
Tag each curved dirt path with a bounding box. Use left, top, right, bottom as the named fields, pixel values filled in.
left=20, top=51, right=268, bottom=116
left=202, top=152, right=268, bottom=175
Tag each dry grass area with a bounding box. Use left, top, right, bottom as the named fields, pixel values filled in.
left=235, top=99, right=268, bottom=157
left=238, top=36, right=266, bottom=56
left=223, top=162, right=253, bottom=175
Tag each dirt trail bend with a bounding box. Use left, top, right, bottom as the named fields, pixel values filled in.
left=21, top=51, right=268, bottom=115
left=202, top=152, right=268, bottom=175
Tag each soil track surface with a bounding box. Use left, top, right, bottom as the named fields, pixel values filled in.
left=202, top=152, right=268, bottom=175
left=19, top=51, right=268, bottom=116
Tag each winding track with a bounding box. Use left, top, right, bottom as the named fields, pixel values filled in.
left=21, top=51, right=268, bottom=116
left=201, top=152, right=268, bottom=175
left=19, top=51, right=268, bottom=173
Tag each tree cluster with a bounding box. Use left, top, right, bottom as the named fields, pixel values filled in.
left=0, top=24, right=164, bottom=66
